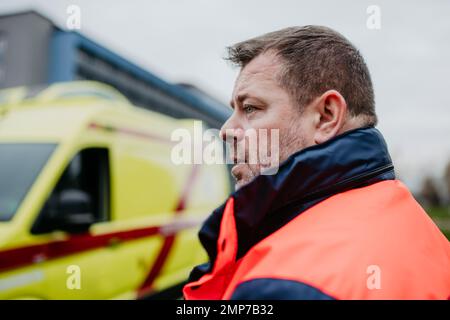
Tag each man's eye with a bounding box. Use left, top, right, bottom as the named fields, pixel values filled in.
left=243, top=104, right=256, bottom=114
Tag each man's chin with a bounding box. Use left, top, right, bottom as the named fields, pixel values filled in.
left=234, top=181, right=244, bottom=191
left=234, top=177, right=254, bottom=191
left=231, top=163, right=261, bottom=190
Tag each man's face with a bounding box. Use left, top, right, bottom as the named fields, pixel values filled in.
left=221, top=51, right=314, bottom=190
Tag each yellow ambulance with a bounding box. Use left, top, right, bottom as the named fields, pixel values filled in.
left=0, top=81, right=230, bottom=299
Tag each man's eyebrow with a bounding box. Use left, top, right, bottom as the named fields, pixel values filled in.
left=230, top=93, right=249, bottom=109
left=237, top=93, right=248, bottom=103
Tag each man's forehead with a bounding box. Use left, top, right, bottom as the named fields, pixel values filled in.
left=232, top=52, right=282, bottom=96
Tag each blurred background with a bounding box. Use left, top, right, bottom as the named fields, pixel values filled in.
left=0, top=0, right=449, bottom=299
left=0, top=0, right=449, bottom=196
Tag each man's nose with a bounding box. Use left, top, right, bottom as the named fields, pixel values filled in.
left=220, top=115, right=245, bottom=143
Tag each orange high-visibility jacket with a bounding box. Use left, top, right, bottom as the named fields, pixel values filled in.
left=184, top=127, right=450, bottom=300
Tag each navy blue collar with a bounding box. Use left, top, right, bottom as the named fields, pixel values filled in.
left=190, top=126, right=395, bottom=282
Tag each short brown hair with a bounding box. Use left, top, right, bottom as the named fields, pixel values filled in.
left=226, top=26, right=377, bottom=125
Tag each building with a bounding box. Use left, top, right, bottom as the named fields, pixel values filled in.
left=0, top=10, right=230, bottom=128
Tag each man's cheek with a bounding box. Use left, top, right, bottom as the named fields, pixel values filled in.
left=256, top=128, right=280, bottom=170
left=234, top=138, right=251, bottom=164
left=248, top=163, right=262, bottom=177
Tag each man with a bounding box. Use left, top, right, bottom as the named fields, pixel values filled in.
left=183, top=26, right=450, bottom=299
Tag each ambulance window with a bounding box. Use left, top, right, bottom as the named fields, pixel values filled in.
left=0, top=143, right=56, bottom=221
left=56, top=148, right=110, bottom=221
left=32, top=148, right=110, bottom=234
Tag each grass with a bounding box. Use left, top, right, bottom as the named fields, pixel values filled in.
left=426, top=206, right=450, bottom=240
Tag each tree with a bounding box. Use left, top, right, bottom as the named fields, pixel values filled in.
left=445, top=161, right=450, bottom=205
left=420, top=176, right=441, bottom=207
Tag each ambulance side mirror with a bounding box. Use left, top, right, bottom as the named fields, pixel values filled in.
left=54, top=189, right=95, bottom=234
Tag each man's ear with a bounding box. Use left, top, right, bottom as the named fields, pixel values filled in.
left=311, top=90, right=348, bottom=144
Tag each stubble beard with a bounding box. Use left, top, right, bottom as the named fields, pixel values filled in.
left=232, top=122, right=308, bottom=190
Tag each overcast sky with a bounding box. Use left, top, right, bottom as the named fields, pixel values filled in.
left=1, top=0, right=449, bottom=191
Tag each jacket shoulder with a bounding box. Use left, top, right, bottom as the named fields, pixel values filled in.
left=229, top=180, right=450, bottom=299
